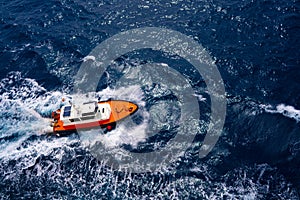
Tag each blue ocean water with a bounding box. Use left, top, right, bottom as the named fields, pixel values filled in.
left=0, top=0, right=299, bottom=199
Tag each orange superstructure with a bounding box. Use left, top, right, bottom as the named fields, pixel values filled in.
left=51, top=100, right=138, bottom=134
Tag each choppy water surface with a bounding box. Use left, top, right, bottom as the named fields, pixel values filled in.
left=0, top=0, right=299, bottom=199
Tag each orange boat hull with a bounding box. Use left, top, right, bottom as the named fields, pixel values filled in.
left=52, top=100, right=138, bottom=133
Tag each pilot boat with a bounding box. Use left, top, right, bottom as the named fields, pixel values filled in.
left=50, top=99, right=138, bottom=134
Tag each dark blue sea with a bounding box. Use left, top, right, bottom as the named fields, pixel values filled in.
left=0, top=0, right=299, bottom=199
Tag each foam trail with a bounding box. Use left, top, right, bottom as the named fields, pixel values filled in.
left=2, top=99, right=55, bottom=135
left=261, top=103, right=300, bottom=122
left=0, top=102, right=49, bottom=160
left=82, top=115, right=149, bottom=149
left=0, top=72, right=73, bottom=161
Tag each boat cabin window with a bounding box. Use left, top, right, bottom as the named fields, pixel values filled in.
left=81, top=116, right=95, bottom=121
left=69, top=118, right=80, bottom=122
left=63, top=106, right=71, bottom=117
left=82, top=112, right=95, bottom=117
